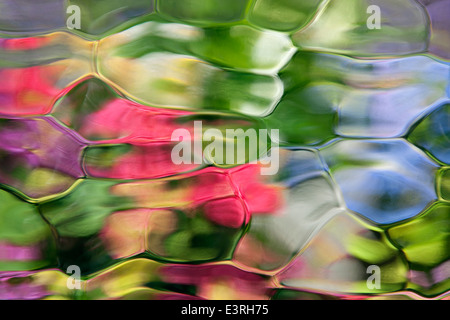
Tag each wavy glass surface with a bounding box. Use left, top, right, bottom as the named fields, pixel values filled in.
left=0, top=0, right=449, bottom=300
